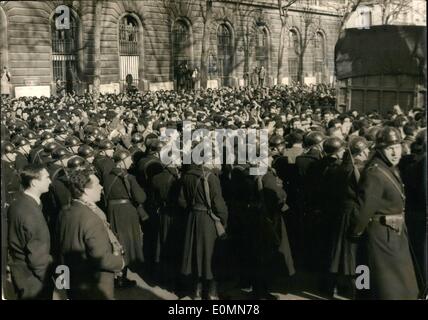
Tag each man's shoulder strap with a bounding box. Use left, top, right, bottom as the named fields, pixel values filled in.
left=374, top=164, right=405, bottom=200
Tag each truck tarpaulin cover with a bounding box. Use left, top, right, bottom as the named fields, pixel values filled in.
left=335, top=25, right=426, bottom=80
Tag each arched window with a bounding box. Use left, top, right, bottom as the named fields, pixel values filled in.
left=288, top=29, right=299, bottom=83
left=217, top=23, right=233, bottom=87
left=51, top=8, right=79, bottom=93
left=119, top=14, right=140, bottom=87
left=255, top=27, right=269, bottom=71
left=172, top=20, right=191, bottom=90
left=314, top=31, right=325, bottom=83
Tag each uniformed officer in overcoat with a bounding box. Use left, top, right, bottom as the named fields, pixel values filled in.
left=349, top=127, right=419, bottom=300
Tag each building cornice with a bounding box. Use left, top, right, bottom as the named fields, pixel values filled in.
left=216, top=0, right=343, bottom=17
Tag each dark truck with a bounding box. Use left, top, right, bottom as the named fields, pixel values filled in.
left=335, top=25, right=426, bottom=115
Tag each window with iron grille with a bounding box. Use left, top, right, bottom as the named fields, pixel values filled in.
left=217, top=24, right=232, bottom=87
left=255, top=27, right=268, bottom=70
left=51, top=10, right=79, bottom=92
left=173, top=20, right=190, bottom=80
left=119, top=15, right=139, bottom=87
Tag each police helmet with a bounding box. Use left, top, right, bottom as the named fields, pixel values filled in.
left=44, top=142, right=60, bottom=154
left=132, top=133, right=144, bottom=144
left=375, top=126, right=402, bottom=149
left=24, top=130, right=37, bottom=140
left=52, top=147, right=72, bottom=161
left=65, top=136, right=82, bottom=147
left=303, top=131, right=325, bottom=148
left=41, top=131, right=54, bottom=141
left=349, top=136, right=371, bottom=155
left=67, top=156, right=86, bottom=169
left=54, top=125, right=67, bottom=134
left=1, top=141, right=15, bottom=155
left=113, top=149, right=131, bottom=162
left=77, top=145, right=95, bottom=158
left=98, top=139, right=114, bottom=151
left=13, top=137, right=30, bottom=148
left=323, top=137, right=345, bottom=155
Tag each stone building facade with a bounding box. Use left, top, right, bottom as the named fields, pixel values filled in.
left=0, top=0, right=342, bottom=95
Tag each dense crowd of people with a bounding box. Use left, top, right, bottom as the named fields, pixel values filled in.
left=1, top=84, right=426, bottom=300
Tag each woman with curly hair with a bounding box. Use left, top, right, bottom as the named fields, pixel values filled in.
left=57, top=168, right=124, bottom=299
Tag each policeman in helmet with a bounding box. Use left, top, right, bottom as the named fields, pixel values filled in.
left=104, top=149, right=146, bottom=288
left=77, top=145, right=95, bottom=165
left=349, top=126, right=419, bottom=300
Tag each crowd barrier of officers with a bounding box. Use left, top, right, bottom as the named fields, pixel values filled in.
left=1, top=85, right=426, bottom=300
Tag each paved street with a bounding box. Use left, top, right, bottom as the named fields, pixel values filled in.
left=3, top=268, right=349, bottom=300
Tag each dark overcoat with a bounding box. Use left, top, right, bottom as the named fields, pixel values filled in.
left=330, top=157, right=365, bottom=276
left=104, top=168, right=146, bottom=267
left=151, top=166, right=185, bottom=284
left=93, top=155, right=115, bottom=185
left=351, top=151, right=419, bottom=300
left=57, top=200, right=123, bottom=300
left=8, top=193, right=53, bottom=299
left=178, top=165, right=228, bottom=280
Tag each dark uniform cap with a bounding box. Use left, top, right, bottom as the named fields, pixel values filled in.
left=67, top=156, right=86, bottom=168
left=303, top=131, right=325, bottom=148
left=65, top=136, right=82, bottom=147
left=98, top=139, right=114, bottom=150
left=375, top=126, right=402, bottom=149
left=78, top=145, right=95, bottom=158
left=52, top=147, right=72, bottom=160
left=349, top=136, right=371, bottom=155
left=44, top=142, right=60, bottom=154
left=1, top=141, right=15, bottom=154
left=13, top=137, right=30, bottom=147
left=113, top=149, right=131, bottom=162
left=323, top=137, right=345, bottom=155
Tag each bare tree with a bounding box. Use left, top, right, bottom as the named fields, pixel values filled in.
left=233, top=1, right=259, bottom=86
left=199, top=0, right=214, bottom=89
left=294, top=7, right=320, bottom=84
left=338, top=0, right=363, bottom=33
left=277, top=0, right=298, bottom=84
left=378, top=0, right=413, bottom=24
left=93, top=0, right=102, bottom=108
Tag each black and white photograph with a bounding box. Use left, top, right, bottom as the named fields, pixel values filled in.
left=0, top=0, right=427, bottom=304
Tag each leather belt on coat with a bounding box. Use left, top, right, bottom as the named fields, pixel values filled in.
left=371, top=213, right=405, bottom=235
left=192, top=203, right=208, bottom=211
left=109, top=199, right=131, bottom=205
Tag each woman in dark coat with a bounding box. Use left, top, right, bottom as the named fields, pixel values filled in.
left=178, top=163, right=228, bottom=300
left=104, top=149, right=146, bottom=286
left=350, top=127, right=419, bottom=300
left=57, top=169, right=124, bottom=300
